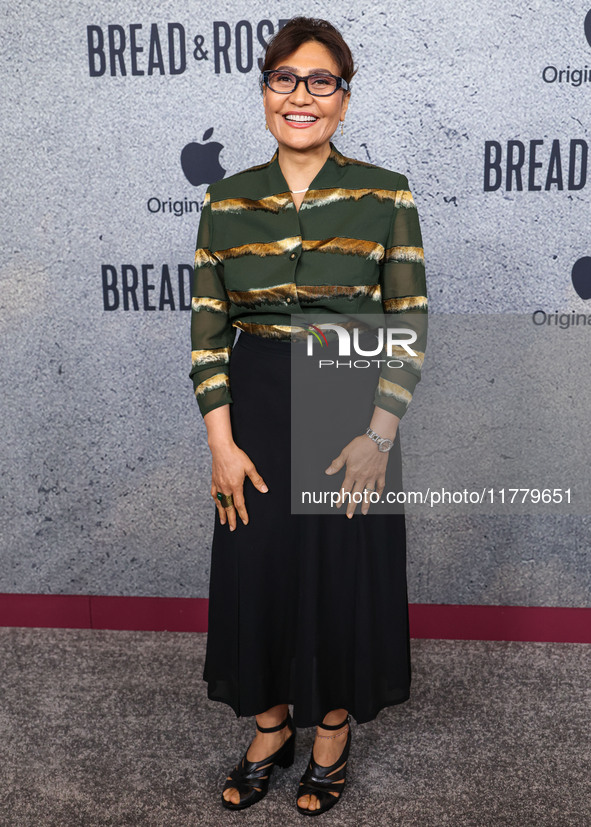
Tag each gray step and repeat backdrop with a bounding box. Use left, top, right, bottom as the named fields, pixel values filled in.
left=2, top=2, right=590, bottom=606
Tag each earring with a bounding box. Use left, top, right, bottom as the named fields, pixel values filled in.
left=265, top=122, right=269, bottom=131
left=340, top=120, right=344, bottom=136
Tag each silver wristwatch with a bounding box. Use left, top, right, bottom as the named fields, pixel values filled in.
left=365, top=426, right=394, bottom=453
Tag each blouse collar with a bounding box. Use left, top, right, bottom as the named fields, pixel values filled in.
left=266, top=141, right=345, bottom=194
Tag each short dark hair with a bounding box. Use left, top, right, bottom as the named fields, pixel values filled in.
left=260, top=16, right=357, bottom=94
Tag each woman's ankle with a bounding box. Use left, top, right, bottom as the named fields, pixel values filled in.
left=255, top=703, right=290, bottom=729
left=318, top=708, right=349, bottom=730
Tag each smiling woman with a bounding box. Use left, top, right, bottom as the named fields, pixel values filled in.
left=191, top=15, right=427, bottom=818
left=259, top=38, right=352, bottom=207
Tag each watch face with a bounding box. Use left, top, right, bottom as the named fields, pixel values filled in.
left=378, top=439, right=393, bottom=452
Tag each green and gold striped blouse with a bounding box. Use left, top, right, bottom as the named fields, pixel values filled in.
left=190, top=141, right=427, bottom=420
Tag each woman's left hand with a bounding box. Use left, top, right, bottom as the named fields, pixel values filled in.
left=324, top=433, right=392, bottom=517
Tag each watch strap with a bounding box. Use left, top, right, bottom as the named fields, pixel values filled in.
left=365, top=426, right=393, bottom=452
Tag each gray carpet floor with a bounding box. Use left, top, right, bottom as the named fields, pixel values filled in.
left=0, top=628, right=589, bottom=826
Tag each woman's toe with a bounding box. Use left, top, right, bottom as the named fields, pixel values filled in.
left=225, top=787, right=240, bottom=804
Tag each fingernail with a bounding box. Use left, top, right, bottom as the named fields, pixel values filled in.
left=261, top=485, right=268, bottom=492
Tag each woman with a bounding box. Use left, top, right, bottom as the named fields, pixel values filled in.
left=190, top=16, right=427, bottom=816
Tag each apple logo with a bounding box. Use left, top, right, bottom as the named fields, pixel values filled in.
left=181, top=128, right=226, bottom=186
left=571, top=256, right=591, bottom=300
left=585, top=9, right=591, bottom=48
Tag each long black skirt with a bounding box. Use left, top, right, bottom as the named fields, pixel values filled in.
left=202, top=329, right=411, bottom=728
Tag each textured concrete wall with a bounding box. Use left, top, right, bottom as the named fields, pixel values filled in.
left=1, top=2, right=589, bottom=603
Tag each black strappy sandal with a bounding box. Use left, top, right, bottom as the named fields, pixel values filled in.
left=221, top=710, right=296, bottom=811
left=296, top=712, right=352, bottom=816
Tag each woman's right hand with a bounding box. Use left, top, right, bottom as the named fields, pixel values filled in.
left=210, top=440, right=269, bottom=531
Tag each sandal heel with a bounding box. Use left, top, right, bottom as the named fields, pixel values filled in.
left=275, top=731, right=296, bottom=768
left=221, top=710, right=296, bottom=811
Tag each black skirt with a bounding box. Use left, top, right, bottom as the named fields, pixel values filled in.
left=202, top=329, right=411, bottom=728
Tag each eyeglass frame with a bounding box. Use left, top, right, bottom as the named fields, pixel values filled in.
left=261, top=69, right=351, bottom=97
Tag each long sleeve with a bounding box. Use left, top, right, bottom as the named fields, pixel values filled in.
left=190, top=186, right=235, bottom=418
left=373, top=176, right=428, bottom=419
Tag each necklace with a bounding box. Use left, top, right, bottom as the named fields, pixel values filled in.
left=290, top=187, right=309, bottom=193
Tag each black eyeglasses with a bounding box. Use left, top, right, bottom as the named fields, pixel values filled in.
left=262, top=70, right=350, bottom=97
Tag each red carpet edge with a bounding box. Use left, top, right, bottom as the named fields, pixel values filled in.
left=0, top=594, right=589, bottom=642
